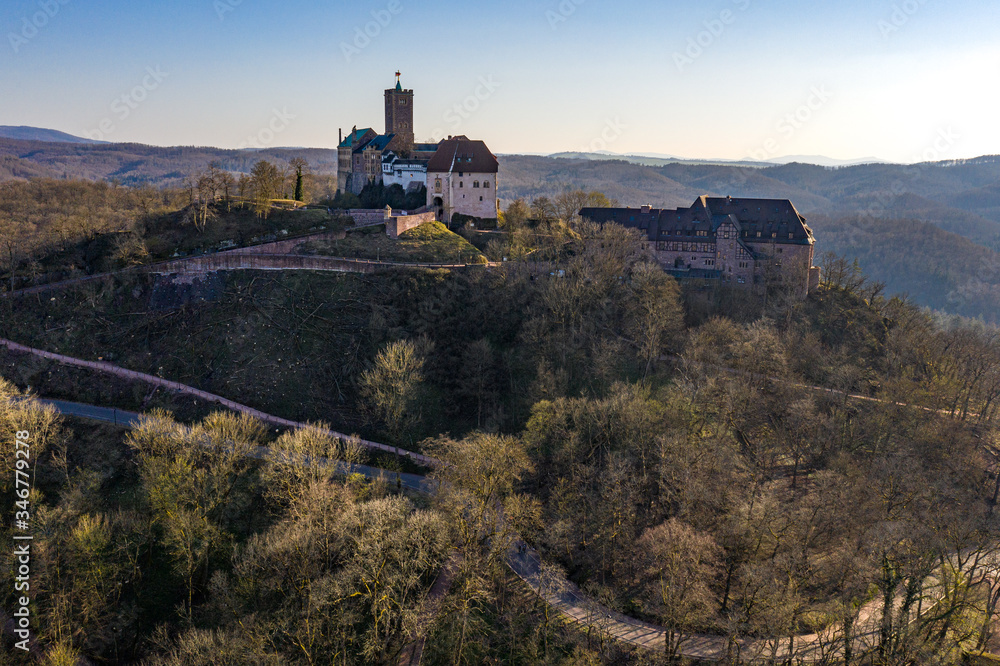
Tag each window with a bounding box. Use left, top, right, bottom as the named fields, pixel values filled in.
left=756, top=232, right=762, bottom=238
left=480, top=196, right=484, bottom=201
left=458, top=172, right=464, bottom=177
left=788, top=233, right=795, bottom=239
left=460, top=182, right=464, bottom=188
left=484, top=181, right=491, bottom=188
left=737, top=276, right=747, bottom=284
left=474, top=181, right=480, bottom=188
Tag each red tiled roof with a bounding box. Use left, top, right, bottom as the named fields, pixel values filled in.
left=427, top=136, right=498, bottom=174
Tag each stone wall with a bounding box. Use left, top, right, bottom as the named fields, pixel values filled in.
left=237, top=230, right=347, bottom=255
left=347, top=208, right=392, bottom=227
left=749, top=242, right=816, bottom=298
left=387, top=211, right=436, bottom=239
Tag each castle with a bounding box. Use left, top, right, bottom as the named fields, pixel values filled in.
left=581, top=196, right=821, bottom=297
left=338, top=74, right=500, bottom=224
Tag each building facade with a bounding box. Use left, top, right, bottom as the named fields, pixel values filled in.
left=581, top=196, right=821, bottom=298
left=338, top=76, right=500, bottom=222
left=426, top=136, right=500, bottom=223
left=382, top=152, right=429, bottom=192
left=384, top=79, right=414, bottom=154
left=337, top=127, right=377, bottom=195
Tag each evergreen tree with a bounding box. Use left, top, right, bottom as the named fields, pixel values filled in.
left=294, top=168, right=304, bottom=202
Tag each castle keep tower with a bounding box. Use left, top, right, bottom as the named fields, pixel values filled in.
left=385, top=71, right=414, bottom=154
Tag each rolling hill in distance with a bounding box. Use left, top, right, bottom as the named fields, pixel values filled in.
left=0, top=125, right=106, bottom=144
left=3, top=129, right=1000, bottom=320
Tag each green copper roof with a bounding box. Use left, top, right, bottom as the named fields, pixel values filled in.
left=395, top=81, right=402, bottom=91
left=338, top=128, right=374, bottom=149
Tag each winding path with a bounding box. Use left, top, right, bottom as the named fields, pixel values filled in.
left=0, top=338, right=437, bottom=467
left=19, top=388, right=887, bottom=663
left=2, top=233, right=491, bottom=300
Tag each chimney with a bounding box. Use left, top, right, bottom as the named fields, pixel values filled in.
left=339, top=128, right=343, bottom=143
left=641, top=205, right=652, bottom=214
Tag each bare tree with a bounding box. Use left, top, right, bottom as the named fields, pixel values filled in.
left=359, top=339, right=428, bottom=448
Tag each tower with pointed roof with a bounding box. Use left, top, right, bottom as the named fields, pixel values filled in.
left=385, top=71, right=414, bottom=154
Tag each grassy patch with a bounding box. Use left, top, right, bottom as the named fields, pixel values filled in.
left=302, top=221, right=487, bottom=264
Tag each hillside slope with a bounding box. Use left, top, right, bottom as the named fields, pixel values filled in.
left=810, top=214, right=1000, bottom=321
left=0, top=125, right=103, bottom=144
left=0, top=138, right=337, bottom=186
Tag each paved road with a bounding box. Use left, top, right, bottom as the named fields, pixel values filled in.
left=40, top=398, right=434, bottom=493
left=8, top=348, right=943, bottom=661
left=33, top=395, right=888, bottom=662
left=2, top=236, right=493, bottom=300
left=0, top=337, right=438, bottom=468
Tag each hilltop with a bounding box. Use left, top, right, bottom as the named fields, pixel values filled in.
left=4, top=138, right=1000, bottom=319
left=0, top=137, right=337, bottom=187
left=0, top=125, right=104, bottom=144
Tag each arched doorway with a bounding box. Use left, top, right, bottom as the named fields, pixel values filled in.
left=433, top=197, right=444, bottom=221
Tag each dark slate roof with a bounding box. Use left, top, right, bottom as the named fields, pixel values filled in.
left=357, top=134, right=396, bottom=153
left=580, top=196, right=815, bottom=246
left=339, top=128, right=375, bottom=149
left=427, top=136, right=499, bottom=174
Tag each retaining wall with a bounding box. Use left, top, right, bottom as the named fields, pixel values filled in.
left=387, top=211, right=436, bottom=239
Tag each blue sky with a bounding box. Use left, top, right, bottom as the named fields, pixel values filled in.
left=1, top=0, right=998, bottom=162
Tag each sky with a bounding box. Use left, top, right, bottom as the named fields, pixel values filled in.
left=1, top=0, right=999, bottom=163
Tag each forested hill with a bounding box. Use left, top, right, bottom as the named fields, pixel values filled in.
left=0, top=138, right=338, bottom=187
left=500, top=154, right=1000, bottom=320
left=501, top=155, right=1000, bottom=252
left=4, top=138, right=1000, bottom=318
left=4, top=138, right=999, bottom=247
